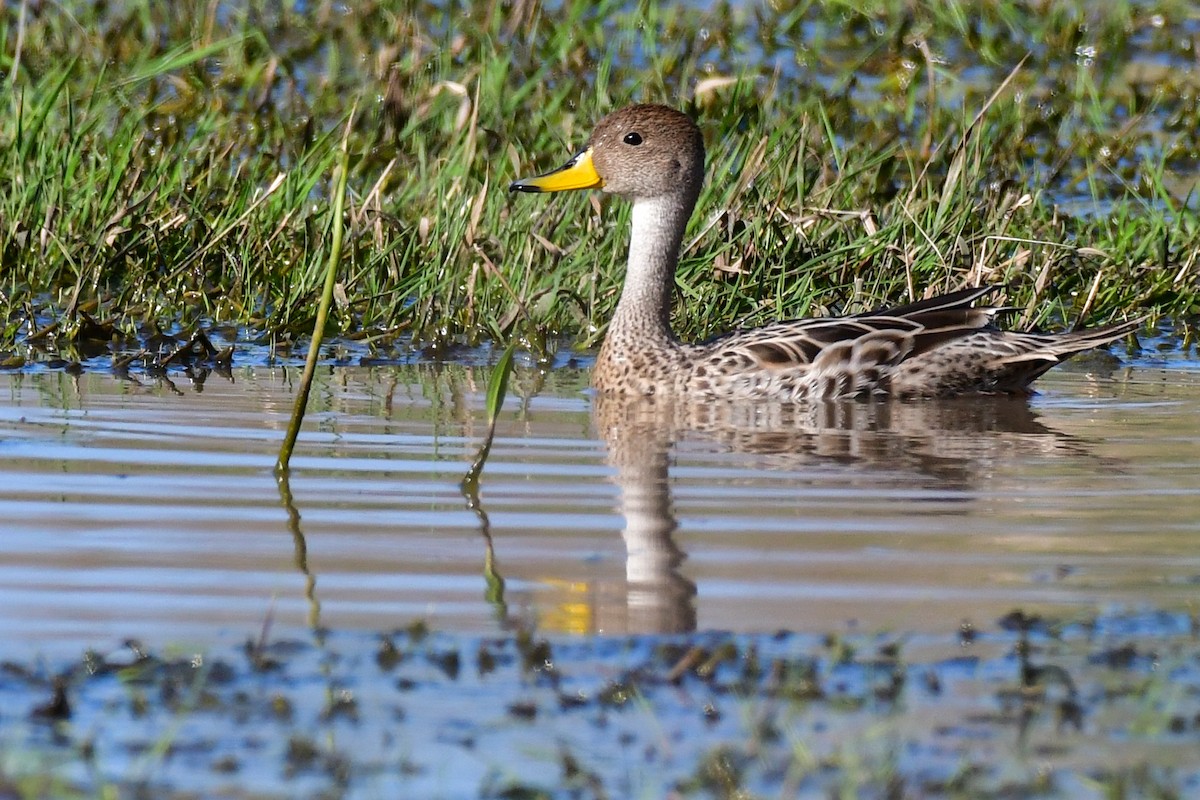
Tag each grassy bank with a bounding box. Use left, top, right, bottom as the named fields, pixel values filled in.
left=2, top=0, right=1198, bottom=363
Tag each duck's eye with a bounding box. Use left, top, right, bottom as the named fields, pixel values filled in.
left=623, top=131, right=643, bottom=146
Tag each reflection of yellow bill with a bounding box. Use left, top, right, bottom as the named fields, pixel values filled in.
left=538, top=579, right=593, bottom=634
left=509, top=149, right=603, bottom=193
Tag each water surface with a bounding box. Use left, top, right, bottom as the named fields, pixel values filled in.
left=2, top=349, right=1199, bottom=656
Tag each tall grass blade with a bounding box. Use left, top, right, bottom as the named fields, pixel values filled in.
left=275, top=111, right=354, bottom=475
left=461, top=340, right=517, bottom=498
left=121, top=35, right=244, bottom=85
left=17, top=60, right=76, bottom=160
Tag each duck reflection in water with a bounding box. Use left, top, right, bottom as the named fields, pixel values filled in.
left=593, top=390, right=1104, bottom=635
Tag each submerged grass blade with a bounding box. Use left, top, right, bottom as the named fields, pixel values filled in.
left=460, top=340, right=517, bottom=623
left=274, top=468, right=322, bottom=632
left=275, top=111, right=354, bottom=474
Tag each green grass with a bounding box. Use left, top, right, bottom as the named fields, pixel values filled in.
left=2, top=0, right=1198, bottom=362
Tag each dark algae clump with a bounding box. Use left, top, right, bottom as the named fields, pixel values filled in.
left=1, top=610, right=1198, bottom=797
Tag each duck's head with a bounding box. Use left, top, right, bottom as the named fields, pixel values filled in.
left=509, top=104, right=705, bottom=205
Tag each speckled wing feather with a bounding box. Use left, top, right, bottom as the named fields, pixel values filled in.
left=706, top=286, right=1000, bottom=368
left=688, top=287, right=1139, bottom=398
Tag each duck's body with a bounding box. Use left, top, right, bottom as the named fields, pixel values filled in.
left=598, top=285, right=1139, bottom=400
left=511, top=104, right=1139, bottom=399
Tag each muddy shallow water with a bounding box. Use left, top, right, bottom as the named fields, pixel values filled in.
left=3, top=343, right=1200, bottom=797
left=2, top=345, right=1199, bottom=657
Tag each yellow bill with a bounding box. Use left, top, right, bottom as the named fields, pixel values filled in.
left=509, top=148, right=603, bottom=193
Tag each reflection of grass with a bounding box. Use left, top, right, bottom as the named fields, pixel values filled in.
left=2, top=1, right=1192, bottom=359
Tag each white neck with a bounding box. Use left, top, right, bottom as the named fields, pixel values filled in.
left=609, top=194, right=690, bottom=344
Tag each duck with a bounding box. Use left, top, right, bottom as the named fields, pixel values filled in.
left=510, top=103, right=1141, bottom=399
